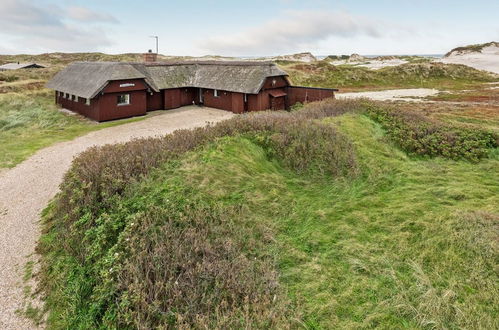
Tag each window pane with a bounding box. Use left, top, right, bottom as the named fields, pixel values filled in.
left=117, top=94, right=130, bottom=105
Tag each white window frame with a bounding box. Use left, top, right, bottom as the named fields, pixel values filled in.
left=85, top=98, right=90, bottom=106
left=214, top=89, right=219, bottom=97
left=244, top=93, right=247, bottom=102
left=74, top=96, right=78, bottom=103
left=117, top=94, right=131, bottom=106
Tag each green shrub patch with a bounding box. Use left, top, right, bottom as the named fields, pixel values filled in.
left=364, top=102, right=498, bottom=161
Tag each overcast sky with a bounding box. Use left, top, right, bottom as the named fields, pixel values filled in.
left=0, top=0, right=498, bottom=56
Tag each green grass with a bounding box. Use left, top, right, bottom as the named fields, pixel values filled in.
left=37, top=102, right=498, bottom=328
left=0, top=90, right=147, bottom=168
left=178, top=115, right=498, bottom=328
left=275, top=115, right=498, bottom=328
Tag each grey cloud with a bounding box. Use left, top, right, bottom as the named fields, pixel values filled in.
left=200, top=10, right=384, bottom=55
left=0, top=0, right=115, bottom=53
left=66, top=6, right=119, bottom=23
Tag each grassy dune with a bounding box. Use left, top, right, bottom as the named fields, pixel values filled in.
left=281, top=61, right=498, bottom=91
left=36, top=100, right=498, bottom=328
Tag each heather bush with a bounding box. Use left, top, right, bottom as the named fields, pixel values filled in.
left=364, top=102, right=498, bottom=161
left=110, top=191, right=287, bottom=328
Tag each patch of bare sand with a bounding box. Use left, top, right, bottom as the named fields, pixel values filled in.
left=336, top=88, right=439, bottom=101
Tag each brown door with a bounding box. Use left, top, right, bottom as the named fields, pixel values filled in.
left=271, top=96, right=285, bottom=110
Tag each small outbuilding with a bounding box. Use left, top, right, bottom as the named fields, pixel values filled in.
left=46, top=56, right=337, bottom=121
left=0, top=62, right=46, bottom=71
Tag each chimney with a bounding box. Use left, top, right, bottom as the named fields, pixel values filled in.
left=143, top=49, right=157, bottom=63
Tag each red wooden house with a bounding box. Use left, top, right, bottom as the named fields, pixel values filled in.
left=46, top=55, right=337, bottom=121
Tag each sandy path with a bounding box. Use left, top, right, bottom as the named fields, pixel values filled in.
left=0, top=106, right=234, bottom=329
left=337, top=88, right=439, bottom=102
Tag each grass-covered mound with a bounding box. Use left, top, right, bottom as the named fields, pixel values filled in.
left=37, top=100, right=360, bottom=328
left=283, top=61, right=497, bottom=90
left=37, top=100, right=499, bottom=328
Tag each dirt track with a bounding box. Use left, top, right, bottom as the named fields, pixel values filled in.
left=0, top=106, right=234, bottom=329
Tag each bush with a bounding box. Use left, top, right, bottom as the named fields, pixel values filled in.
left=364, top=102, right=498, bottom=161
left=289, top=101, right=303, bottom=111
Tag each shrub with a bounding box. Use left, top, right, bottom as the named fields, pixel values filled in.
left=289, top=101, right=303, bottom=111
left=364, top=102, right=498, bottom=161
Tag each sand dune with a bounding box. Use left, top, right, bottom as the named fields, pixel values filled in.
left=438, top=44, right=499, bottom=74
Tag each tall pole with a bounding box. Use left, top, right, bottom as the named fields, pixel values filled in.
left=150, top=36, right=158, bottom=54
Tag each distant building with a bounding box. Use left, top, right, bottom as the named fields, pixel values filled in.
left=0, top=62, right=46, bottom=71
left=46, top=54, right=337, bottom=121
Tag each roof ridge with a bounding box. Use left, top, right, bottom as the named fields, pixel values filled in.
left=73, top=60, right=277, bottom=67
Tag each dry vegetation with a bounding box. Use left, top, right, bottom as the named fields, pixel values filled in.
left=36, top=99, right=499, bottom=328
left=281, top=61, right=498, bottom=91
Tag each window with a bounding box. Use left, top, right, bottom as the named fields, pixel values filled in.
left=117, top=94, right=130, bottom=106
left=272, top=79, right=277, bottom=87
left=214, top=89, right=219, bottom=97
left=244, top=93, right=247, bottom=102
left=65, top=93, right=69, bottom=99
left=85, top=98, right=90, bottom=106
left=74, top=96, right=78, bottom=103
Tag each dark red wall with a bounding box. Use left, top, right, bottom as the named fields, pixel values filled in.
left=180, top=88, right=196, bottom=106
left=97, top=90, right=147, bottom=121
left=147, top=91, right=163, bottom=111
left=102, top=79, right=148, bottom=93
left=261, top=76, right=288, bottom=89
left=56, top=94, right=100, bottom=121
left=164, top=88, right=196, bottom=109
left=287, top=86, right=335, bottom=107
left=245, top=76, right=289, bottom=112
left=164, top=88, right=181, bottom=109
left=202, top=89, right=244, bottom=113
left=55, top=78, right=149, bottom=121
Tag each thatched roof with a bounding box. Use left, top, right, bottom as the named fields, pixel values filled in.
left=0, top=62, right=45, bottom=70
left=46, top=61, right=288, bottom=99
left=46, top=62, right=146, bottom=99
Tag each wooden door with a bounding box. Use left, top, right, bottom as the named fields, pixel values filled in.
left=271, top=96, right=285, bottom=110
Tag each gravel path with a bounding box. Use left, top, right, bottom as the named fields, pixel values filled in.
left=337, top=88, right=440, bottom=102
left=0, top=106, right=234, bottom=329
